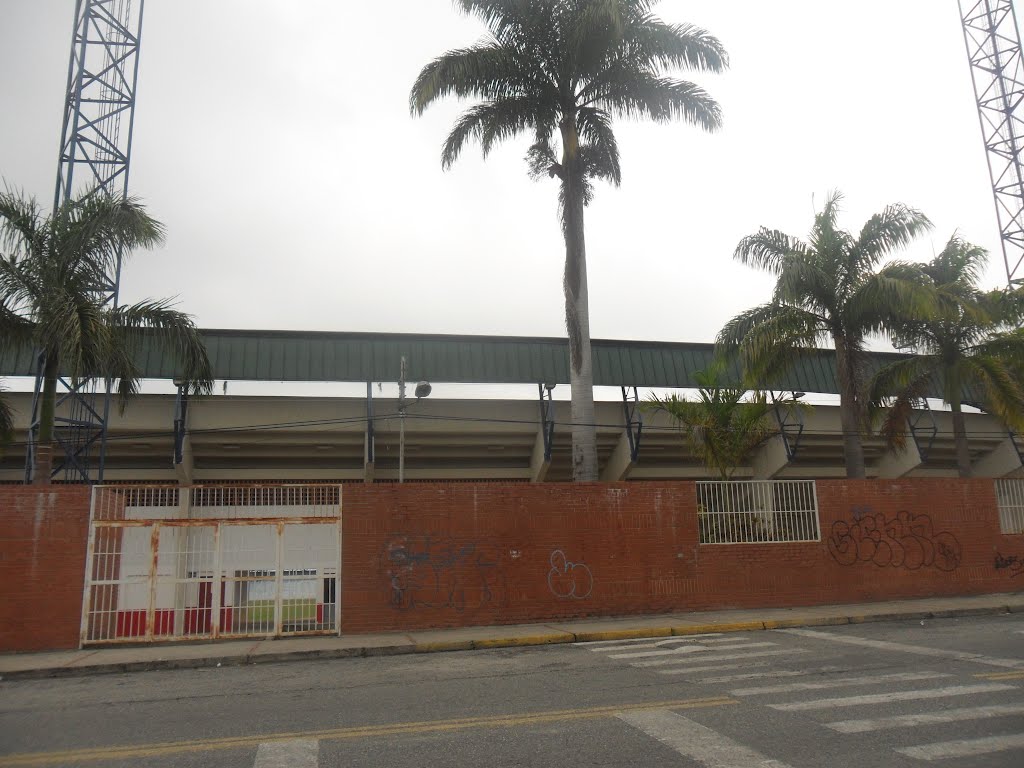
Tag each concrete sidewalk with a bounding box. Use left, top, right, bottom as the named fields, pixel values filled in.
left=3, top=592, right=1022, bottom=681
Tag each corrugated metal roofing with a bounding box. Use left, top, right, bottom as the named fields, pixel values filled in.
left=0, top=328, right=931, bottom=396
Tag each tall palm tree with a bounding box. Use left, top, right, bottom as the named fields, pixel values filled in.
left=872, top=236, right=1024, bottom=477
left=718, top=191, right=933, bottom=478
left=410, top=0, right=728, bottom=480
left=0, top=187, right=213, bottom=483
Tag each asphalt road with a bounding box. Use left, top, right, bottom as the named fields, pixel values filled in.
left=1, top=615, right=1022, bottom=767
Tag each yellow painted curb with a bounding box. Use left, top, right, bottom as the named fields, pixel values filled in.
left=672, top=621, right=764, bottom=635
left=413, top=641, right=474, bottom=654
left=572, top=628, right=672, bottom=643
left=472, top=634, right=574, bottom=650
left=762, top=616, right=849, bottom=630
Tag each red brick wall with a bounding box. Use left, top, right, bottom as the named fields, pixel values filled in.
left=340, top=479, right=1024, bottom=634
left=0, top=486, right=91, bottom=652
left=2, top=480, right=1021, bottom=651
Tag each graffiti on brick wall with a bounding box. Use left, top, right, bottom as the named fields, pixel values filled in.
left=547, top=550, right=593, bottom=599
left=827, top=509, right=962, bottom=572
left=383, top=536, right=506, bottom=611
left=994, top=552, right=1024, bottom=578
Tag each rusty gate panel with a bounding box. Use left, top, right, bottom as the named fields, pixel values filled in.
left=81, top=485, right=342, bottom=646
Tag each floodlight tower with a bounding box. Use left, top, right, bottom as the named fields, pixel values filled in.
left=26, top=0, right=145, bottom=482
left=959, top=0, right=1024, bottom=287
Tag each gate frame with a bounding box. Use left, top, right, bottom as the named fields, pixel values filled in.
left=80, top=484, right=343, bottom=647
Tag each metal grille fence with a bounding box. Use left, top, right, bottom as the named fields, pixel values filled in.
left=696, top=480, right=820, bottom=544
left=81, top=485, right=342, bottom=645
left=995, top=478, right=1024, bottom=534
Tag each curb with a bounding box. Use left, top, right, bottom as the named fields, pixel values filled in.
left=2, top=603, right=1018, bottom=681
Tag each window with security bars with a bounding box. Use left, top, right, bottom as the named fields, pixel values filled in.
left=995, top=479, right=1024, bottom=534
left=696, top=480, right=820, bottom=544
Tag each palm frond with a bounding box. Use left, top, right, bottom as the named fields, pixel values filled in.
left=409, top=42, right=549, bottom=116
left=575, top=108, right=621, bottom=185
left=590, top=73, right=722, bottom=131
left=925, top=234, right=987, bottom=287
left=0, top=187, right=45, bottom=257
left=108, top=300, right=213, bottom=396
left=620, top=19, right=729, bottom=73
left=849, top=203, right=932, bottom=274
left=962, top=353, right=1024, bottom=432
left=845, top=261, right=935, bottom=336
left=868, top=354, right=937, bottom=450
left=717, top=302, right=827, bottom=385
left=733, top=229, right=807, bottom=276
left=442, top=98, right=547, bottom=168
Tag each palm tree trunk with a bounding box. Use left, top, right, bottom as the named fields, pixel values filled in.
left=950, top=399, right=973, bottom=478
left=33, top=353, right=60, bottom=485
left=834, top=337, right=867, bottom=478
left=560, top=120, right=598, bottom=482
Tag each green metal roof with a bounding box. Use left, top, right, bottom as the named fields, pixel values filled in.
left=0, top=327, right=929, bottom=397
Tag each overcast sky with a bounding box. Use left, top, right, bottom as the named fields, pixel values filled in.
left=0, top=0, right=1012, bottom=351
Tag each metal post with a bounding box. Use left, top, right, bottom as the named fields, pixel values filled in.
left=274, top=522, right=284, bottom=636
left=398, top=356, right=407, bottom=483
left=145, top=523, right=160, bottom=641
left=211, top=523, right=222, bottom=639
left=79, top=487, right=100, bottom=647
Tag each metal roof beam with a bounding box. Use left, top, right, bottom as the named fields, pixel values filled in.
left=0, top=329, right=967, bottom=400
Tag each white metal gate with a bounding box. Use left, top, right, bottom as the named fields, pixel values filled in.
left=81, top=485, right=342, bottom=645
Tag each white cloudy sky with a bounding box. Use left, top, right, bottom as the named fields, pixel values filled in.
left=0, top=0, right=1012, bottom=351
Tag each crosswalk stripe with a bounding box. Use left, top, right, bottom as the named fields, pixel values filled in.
left=610, top=642, right=776, bottom=660
left=575, top=633, right=721, bottom=647
left=658, top=661, right=772, bottom=676
left=977, top=670, right=1024, bottom=681
left=618, top=709, right=796, bottom=768
left=827, top=704, right=1024, bottom=734
left=779, top=628, right=1024, bottom=669
left=253, top=739, right=319, bottom=768
left=896, top=733, right=1024, bottom=760
left=729, top=671, right=951, bottom=696
left=633, top=648, right=806, bottom=669
left=590, top=636, right=746, bottom=653
left=769, top=683, right=1016, bottom=712
left=701, top=666, right=845, bottom=684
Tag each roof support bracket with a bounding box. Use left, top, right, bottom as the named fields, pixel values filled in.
left=908, top=398, right=938, bottom=462
left=530, top=384, right=556, bottom=483
left=173, top=384, right=189, bottom=466
left=173, top=383, right=193, bottom=484
left=364, top=381, right=375, bottom=483
left=621, top=386, right=642, bottom=462
left=539, top=384, right=555, bottom=461
left=772, top=391, right=805, bottom=460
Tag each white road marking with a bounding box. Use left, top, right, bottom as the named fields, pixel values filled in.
left=633, top=648, right=807, bottom=669
left=591, top=636, right=745, bottom=653
left=769, top=683, right=1016, bottom=711
left=575, top=633, right=721, bottom=647
left=611, top=642, right=776, bottom=660
left=730, top=671, right=952, bottom=696
left=827, top=703, right=1024, bottom=734
left=896, top=733, right=1024, bottom=760
left=618, top=708, right=795, bottom=768
left=658, top=661, right=772, bottom=676
left=253, top=739, right=319, bottom=768
left=701, top=666, right=845, bottom=684
left=779, top=628, right=1024, bottom=669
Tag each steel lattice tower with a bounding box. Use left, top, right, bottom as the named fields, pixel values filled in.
left=960, top=0, right=1024, bottom=287
left=26, top=0, right=145, bottom=483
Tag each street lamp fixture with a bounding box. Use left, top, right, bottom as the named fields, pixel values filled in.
left=398, top=356, right=431, bottom=482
